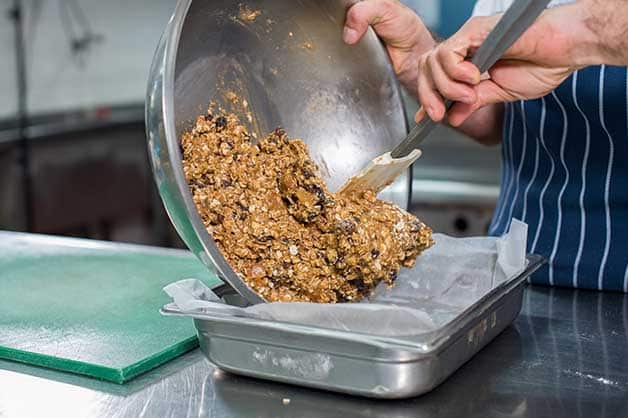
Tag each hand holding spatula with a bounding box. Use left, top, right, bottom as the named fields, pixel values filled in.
left=339, top=0, right=552, bottom=195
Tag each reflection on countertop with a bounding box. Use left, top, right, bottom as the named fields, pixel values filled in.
left=1, top=286, right=626, bottom=418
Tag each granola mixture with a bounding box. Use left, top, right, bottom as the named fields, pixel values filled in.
left=182, top=108, right=433, bottom=303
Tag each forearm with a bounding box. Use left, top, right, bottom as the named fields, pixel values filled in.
left=582, top=0, right=628, bottom=65
left=548, top=0, right=628, bottom=67
left=452, top=0, right=628, bottom=144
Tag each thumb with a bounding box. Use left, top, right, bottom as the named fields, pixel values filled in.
left=344, top=0, right=389, bottom=44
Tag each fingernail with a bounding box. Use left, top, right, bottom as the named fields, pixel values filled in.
left=426, top=106, right=435, bottom=120
left=415, top=107, right=427, bottom=122
left=343, top=27, right=358, bottom=44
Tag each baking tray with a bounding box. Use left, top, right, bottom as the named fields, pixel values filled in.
left=163, top=254, right=544, bottom=399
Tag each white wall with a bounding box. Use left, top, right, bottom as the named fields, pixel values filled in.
left=0, top=0, right=175, bottom=118
left=0, top=6, right=18, bottom=119
left=0, top=0, right=441, bottom=119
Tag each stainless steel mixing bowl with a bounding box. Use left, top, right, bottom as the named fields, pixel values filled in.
left=146, top=0, right=411, bottom=304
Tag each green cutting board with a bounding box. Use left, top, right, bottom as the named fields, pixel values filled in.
left=0, top=232, right=222, bottom=383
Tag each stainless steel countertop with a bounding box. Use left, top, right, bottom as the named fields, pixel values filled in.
left=1, top=286, right=627, bottom=418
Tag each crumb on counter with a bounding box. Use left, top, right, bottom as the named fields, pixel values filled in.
left=181, top=107, right=433, bottom=303
left=225, top=91, right=239, bottom=104
left=238, top=4, right=261, bottom=22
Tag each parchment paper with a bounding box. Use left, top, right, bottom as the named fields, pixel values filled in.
left=163, top=219, right=528, bottom=337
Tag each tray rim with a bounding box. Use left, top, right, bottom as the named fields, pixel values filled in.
left=162, top=254, right=546, bottom=362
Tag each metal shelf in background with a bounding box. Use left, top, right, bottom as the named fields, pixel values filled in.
left=0, top=104, right=145, bottom=145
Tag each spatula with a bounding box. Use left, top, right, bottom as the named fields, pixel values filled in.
left=338, top=0, right=552, bottom=195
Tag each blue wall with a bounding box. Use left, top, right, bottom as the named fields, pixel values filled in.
left=402, top=0, right=477, bottom=39
left=437, top=0, right=476, bottom=37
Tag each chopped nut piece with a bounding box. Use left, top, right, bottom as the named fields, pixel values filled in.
left=238, top=4, right=261, bottom=22
left=181, top=107, right=433, bottom=303
left=225, top=91, right=239, bottom=104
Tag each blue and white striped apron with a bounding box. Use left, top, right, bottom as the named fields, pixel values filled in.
left=490, top=65, right=628, bottom=292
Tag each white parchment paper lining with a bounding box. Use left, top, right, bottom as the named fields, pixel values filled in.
left=163, top=219, right=528, bottom=337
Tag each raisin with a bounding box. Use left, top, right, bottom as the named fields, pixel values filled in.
left=306, top=211, right=319, bottom=223
left=305, top=184, right=326, bottom=205
left=353, top=278, right=367, bottom=292
left=273, top=127, right=286, bottom=137
left=409, top=220, right=422, bottom=233
left=337, top=219, right=356, bottom=235
left=232, top=210, right=247, bottom=221
left=257, top=235, right=274, bottom=242
left=192, top=180, right=205, bottom=189
left=334, top=290, right=348, bottom=303
left=221, top=178, right=232, bottom=188
left=204, top=114, right=213, bottom=122
left=371, top=249, right=380, bottom=259
left=215, top=116, right=227, bottom=130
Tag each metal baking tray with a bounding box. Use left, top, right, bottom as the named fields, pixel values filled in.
left=164, top=254, right=544, bottom=399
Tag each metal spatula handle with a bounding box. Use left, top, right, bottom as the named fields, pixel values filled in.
left=390, top=0, right=552, bottom=158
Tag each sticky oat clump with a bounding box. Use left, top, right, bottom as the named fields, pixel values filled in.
left=181, top=108, right=433, bottom=303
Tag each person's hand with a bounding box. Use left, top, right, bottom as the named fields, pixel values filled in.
left=415, top=6, right=591, bottom=126
left=343, top=0, right=436, bottom=95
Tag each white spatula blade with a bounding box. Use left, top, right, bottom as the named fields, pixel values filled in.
left=338, top=149, right=422, bottom=195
